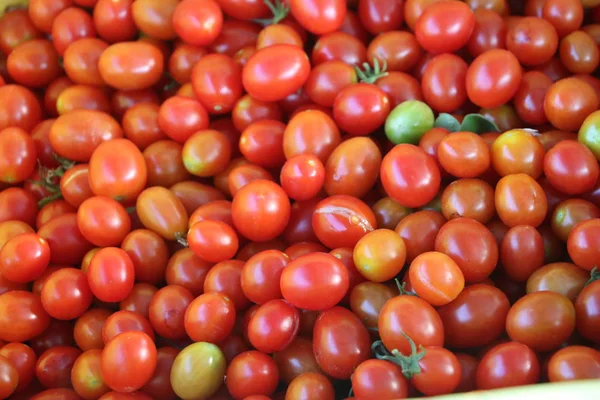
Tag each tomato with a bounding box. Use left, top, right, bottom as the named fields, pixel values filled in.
left=231, top=179, right=290, bottom=242
left=495, top=174, right=548, bottom=228
left=165, top=249, right=211, bottom=296
left=28, top=0, right=71, bottom=33
left=76, top=196, right=131, bottom=248
left=290, top=0, right=345, bottom=35
left=87, top=247, right=135, bottom=303
left=184, top=292, right=236, bottom=343
left=552, top=199, right=600, bottom=242
left=130, top=0, right=177, bottom=39
left=98, top=42, right=164, bottom=91
left=548, top=79, right=599, bottom=135
left=280, top=252, right=349, bottom=310
left=51, top=8, right=96, bottom=56
left=500, top=225, right=545, bottom=282
left=273, top=337, right=322, bottom=384
left=505, top=17, right=558, bottom=66
left=136, top=187, right=188, bottom=241
left=0, top=84, right=41, bottom=131
left=204, top=259, right=249, bottom=310
left=574, top=280, right=600, bottom=343
left=101, top=332, right=157, bottom=393
left=38, top=213, right=94, bottom=265
left=333, top=83, right=390, bottom=137
left=188, top=220, right=239, bottom=263
left=148, top=285, right=194, bottom=340
left=0, top=232, right=50, bottom=283
left=415, top=1, right=475, bottom=54
left=0, top=290, right=50, bottom=343
left=579, top=110, right=600, bottom=159
left=438, top=131, right=491, bottom=178
left=6, top=39, right=59, bottom=88
left=372, top=197, right=412, bottom=230
left=476, top=341, right=540, bottom=389
left=351, top=228, right=406, bottom=284
left=421, top=53, right=468, bottom=113
left=544, top=140, right=599, bottom=196
left=440, top=178, right=495, bottom=224
left=467, top=9, right=507, bottom=57
left=226, top=351, right=279, bottom=399
left=367, top=31, right=421, bottom=73
left=143, top=140, right=190, bottom=188
left=0, top=127, right=36, bottom=185
left=40, top=267, right=92, bottom=321
left=139, top=346, right=178, bottom=400
left=170, top=342, right=226, bottom=399
left=242, top=44, right=310, bottom=102
left=376, top=72, right=423, bottom=108
left=568, top=218, right=600, bottom=271
left=173, top=0, right=223, bottom=46
left=351, top=359, right=407, bottom=399
left=157, top=97, right=209, bottom=144
left=381, top=144, right=441, bottom=208
left=0, top=343, right=34, bottom=393
left=240, top=249, right=289, bottom=304
left=466, top=49, right=522, bottom=108
left=542, top=0, right=583, bottom=38
left=283, top=110, right=341, bottom=163
left=559, top=30, right=599, bottom=74
left=191, top=53, right=243, bottom=115
left=438, top=283, right=509, bottom=348
left=409, top=251, right=465, bottom=306
left=379, top=295, right=444, bottom=356
left=278, top=155, right=324, bottom=202
left=92, top=0, right=137, bottom=43
left=171, top=181, right=226, bottom=215
left=247, top=299, right=300, bottom=353
left=71, top=349, right=110, bottom=399
left=349, top=281, right=395, bottom=330
left=393, top=210, right=443, bottom=263
left=111, top=89, right=160, bottom=119
left=168, top=43, right=207, bottom=84
left=102, top=311, right=155, bottom=344
left=181, top=129, right=232, bottom=178
left=120, top=283, right=158, bottom=317
left=548, top=346, right=600, bottom=382
left=34, top=346, right=81, bottom=388
left=304, top=61, right=357, bottom=107
left=228, top=164, right=274, bottom=196
left=506, top=291, right=575, bottom=351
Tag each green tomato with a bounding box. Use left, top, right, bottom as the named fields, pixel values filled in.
left=385, top=100, right=435, bottom=145
left=170, top=342, right=226, bottom=400
left=578, top=110, right=600, bottom=160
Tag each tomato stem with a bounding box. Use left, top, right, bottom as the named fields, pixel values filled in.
left=175, top=232, right=189, bottom=248
left=253, top=0, right=290, bottom=25
left=372, top=334, right=425, bottom=379
left=585, top=267, right=600, bottom=286
left=395, top=279, right=417, bottom=297
left=355, top=58, right=388, bottom=84
left=38, top=191, right=64, bottom=208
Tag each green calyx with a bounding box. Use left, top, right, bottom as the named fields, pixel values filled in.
left=355, top=58, right=388, bottom=84
left=34, top=154, right=76, bottom=208
left=585, top=267, right=600, bottom=287
left=435, top=113, right=500, bottom=134
left=372, top=334, right=425, bottom=379
left=253, top=0, right=290, bottom=25
left=395, top=279, right=418, bottom=297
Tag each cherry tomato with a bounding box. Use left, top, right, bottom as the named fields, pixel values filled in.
left=567, top=218, right=600, bottom=271
left=415, top=1, right=475, bottom=54
left=98, top=42, right=164, bottom=91
left=0, top=127, right=37, bottom=184
left=0, top=342, right=36, bottom=393
left=574, top=280, right=600, bottom=343
left=87, top=247, right=135, bottom=303
left=77, top=196, right=131, bottom=247
left=157, top=97, right=209, bottom=144
left=247, top=299, right=300, bottom=353
left=476, top=341, right=540, bottom=389
left=544, top=140, right=599, bottom=195
left=102, top=310, right=155, bottom=344
left=173, top=0, right=223, bottom=46
left=501, top=225, right=545, bottom=282
left=333, top=83, right=390, bottom=136
left=352, top=228, right=406, bottom=283
left=0, top=233, right=50, bottom=283
left=495, top=174, right=548, bottom=227
left=506, top=17, right=558, bottom=66
left=225, top=351, right=279, bottom=399
left=192, top=53, right=243, bottom=115
left=467, top=9, right=507, bottom=57
left=409, top=251, right=465, bottom=306
left=542, top=0, right=583, bottom=38
left=351, top=359, right=408, bottom=399
left=41, top=267, right=93, bottom=320
left=548, top=346, right=600, bottom=382
left=136, top=187, right=189, bottom=241
left=544, top=78, right=599, bottom=132
left=184, top=292, right=236, bottom=343
left=283, top=109, right=342, bottom=163
left=148, top=285, right=194, bottom=340
left=290, top=0, right=345, bottom=35
left=0, top=291, right=50, bottom=342
left=0, top=84, right=42, bottom=132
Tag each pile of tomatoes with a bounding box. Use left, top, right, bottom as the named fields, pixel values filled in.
left=1, top=0, right=600, bottom=399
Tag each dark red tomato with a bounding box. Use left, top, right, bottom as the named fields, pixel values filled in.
left=379, top=295, right=444, bottom=355
left=120, top=230, right=168, bottom=285
left=204, top=259, right=249, bottom=310
left=574, top=281, right=600, bottom=343
left=0, top=188, right=37, bottom=227
left=376, top=72, right=423, bottom=108
left=140, top=346, right=178, bottom=400
left=184, top=292, right=236, bottom=343
left=188, top=200, right=233, bottom=228
left=238, top=120, right=285, bottom=168
left=438, top=131, right=491, bottom=178
left=191, top=53, right=243, bottom=115
left=466, top=49, right=522, bottom=108
left=232, top=94, right=283, bottom=132
left=36, top=346, right=82, bottom=388
left=513, top=71, right=552, bottom=126
left=210, top=20, right=261, bottom=56
left=438, top=284, right=510, bottom=348
left=225, top=351, right=278, bottom=399
left=333, top=83, right=390, bottom=136
left=73, top=308, right=111, bottom=351
left=148, top=285, right=194, bottom=340
left=58, top=164, right=93, bottom=208
left=352, top=359, right=408, bottom=399
left=357, top=0, right=403, bottom=34
left=30, top=119, right=58, bottom=168
left=501, top=225, right=545, bottom=282
left=304, top=61, right=357, bottom=107
left=441, top=178, right=495, bottom=224
left=455, top=353, right=478, bottom=393
left=435, top=218, right=499, bottom=283
left=122, top=103, right=166, bottom=149
left=120, top=283, right=158, bottom=317
left=312, top=307, right=370, bottom=379
left=542, top=0, right=583, bottom=38
left=411, top=347, right=461, bottom=396
left=28, top=0, right=72, bottom=33
left=101, top=332, right=157, bottom=393
left=93, top=0, right=137, bottom=43
left=380, top=144, right=441, bottom=208
left=544, top=140, right=599, bottom=196
left=476, top=342, right=540, bottom=389
left=280, top=251, right=348, bottom=310
left=290, top=0, right=345, bottom=35
left=157, top=97, right=209, bottom=143
left=87, top=247, right=135, bottom=303
left=38, top=213, right=94, bottom=265
left=311, top=32, right=367, bottom=66
left=7, top=39, right=60, bottom=88
left=568, top=218, right=600, bottom=271
left=495, top=174, right=547, bottom=227
left=214, top=0, right=269, bottom=21
left=415, top=1, right=475, bottom=54
left=526, top=262, right=588, bottom=300
left=340, top=10, right=370, bottom=43
left=273, top=337, right=322, bottom=384
left=29, top=318, right=75, bottom=357
left=242, top=45, right=310, bottom=102
left=98, top=42, right=164, bottom=91
left=231, top=180, right=290, bottom=242
left=283, top=110, right=341, bottom=163
left=367, top=31, right=421, bottom=72
left=0, top=127, right=37, bottom=184
left=312, top=195, right=376, bottom=249
left=51, top=8, right=96, bottom=56
left=102, top=310, right=155, bottom=344
left=0, top=84, right=42, bottom=132
left=170, top=181, right=225, bottom=215
left=143, top=140, right=190, bottom=187
left=168, top=43, right=207, bottom=84
left=41, top=267, right=93, bottom=320
left=544, top=78, right=599, bottom=132
left=506, top=17, right=558, bottom=66
left=0, top=342, right=36, bottom=393
left=421, top=53, right=468, bottom=113
left=394, top=210, right=445, bottom=263
left=0, top=291, right=50, bottom=343
left=506, top=291, right=575, bottom=351
left=240, top=249, right=289, bottom=304
left=284, top=372, right=334, bottom=400
left=467, top=9, right=507, bottom=57
left=559, top=30, right=599, bottom=74
left=131, top=0, right=178, bottom=40
left=111, top=89, right=160, bottom=120
left=247, top=299, right=300, bottom=353
left=173, top=0, right=223, bottom=46
left=548, top=346, right=600, bottom=382
left=372, top=197, right=412, bottom=230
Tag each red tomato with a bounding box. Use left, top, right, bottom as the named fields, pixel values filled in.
left=544, top=140, right=600, bottom=195
left=290, top=0, right=346, bottom=35
left=191, top=53, right=243, bottom=115
left=172, top=0, right=223, bottom=46
left=409, top=251, right=465, bottom=306
left=41, top=267, right=93, bottom=320
left=0, top=291, right=50, bottom=342
left=476, top=342, right=540, bottom=389
left=188, top=220, right=239, bottom=263
left=567, top=218, right=600, bottom=271
left=225, top=351, right=279, bottom=399
left=184, top=292, right=236, bottom=343
left=87, top=247, right=135, bottom=303
left=247, top=299, right=300, bottom=353
left=0, top=233, right=50, bottom=283
left=98, top=42, right=164, bottom=90
left=415, top=1, right=475, bottom=54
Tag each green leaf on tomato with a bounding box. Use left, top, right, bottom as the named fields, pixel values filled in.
left=434, top=113, right=461, bottom=133
left=384, top=100, right=435, bottom=145
left=460, top=113, right=500, bottom=134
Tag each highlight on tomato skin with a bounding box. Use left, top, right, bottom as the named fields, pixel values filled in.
left=2, top=0, right=600, bottom=398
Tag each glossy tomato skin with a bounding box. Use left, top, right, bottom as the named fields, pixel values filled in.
left=273, top=337, right=322, bottom=384
left=38, top=213, right=94, bottom=266
left=0, top=233, right=50, bottom=283
left=41, top=267, right=93, bottom=321
left=283, top=110, right=342, bottom=163
left=290, top=0, right=346, bottom=35
left=501, top=225, right=545, bottom=282
left=313, top=306, right=370, bottom=379
left=136, top=187, right=189, bottom=241
left=98, top=42, right=164, bottom=91
left=544, top=77, right=599, bottom=132
left=495, top=174, right=548, bottom=228
left=352, top=359, right=408, bottom=399
left=409, top=251, right=465, bottom=306
left=0, top=127, right=37, bottom=184
left=184, top=292, right=236, bottom=343
left=241, top=250, right=289, bottom=304
left=415, top=1, right=475, bottom=54
left=0, top=85, right=42, bottom=132
left=87, top=247, right=135, bottom=303
left=242, top=45, right=310, bottom=102
left=567, top=219, right=600, bottom=271
left=544, top=140, right=599, bottom=196
left=281, top=252, right=349, bottom=311
left=0, top=291, right=50, bottom=343
left=333, top=83, right=390, bottom=136
left=467, top=9, right=507, bottom=57
left=247, top=299, right=300, bottom=353
left=575, top=281, right=600, bottom=343
left=148, top=285, right=194, bottom=340
left=191, top=53, right=243, bottom=115
left=476, top=342, right=540, bottom=389
left=225, top=351, right=279, bottom=400
left=378, top=295, right=444, bottom=355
